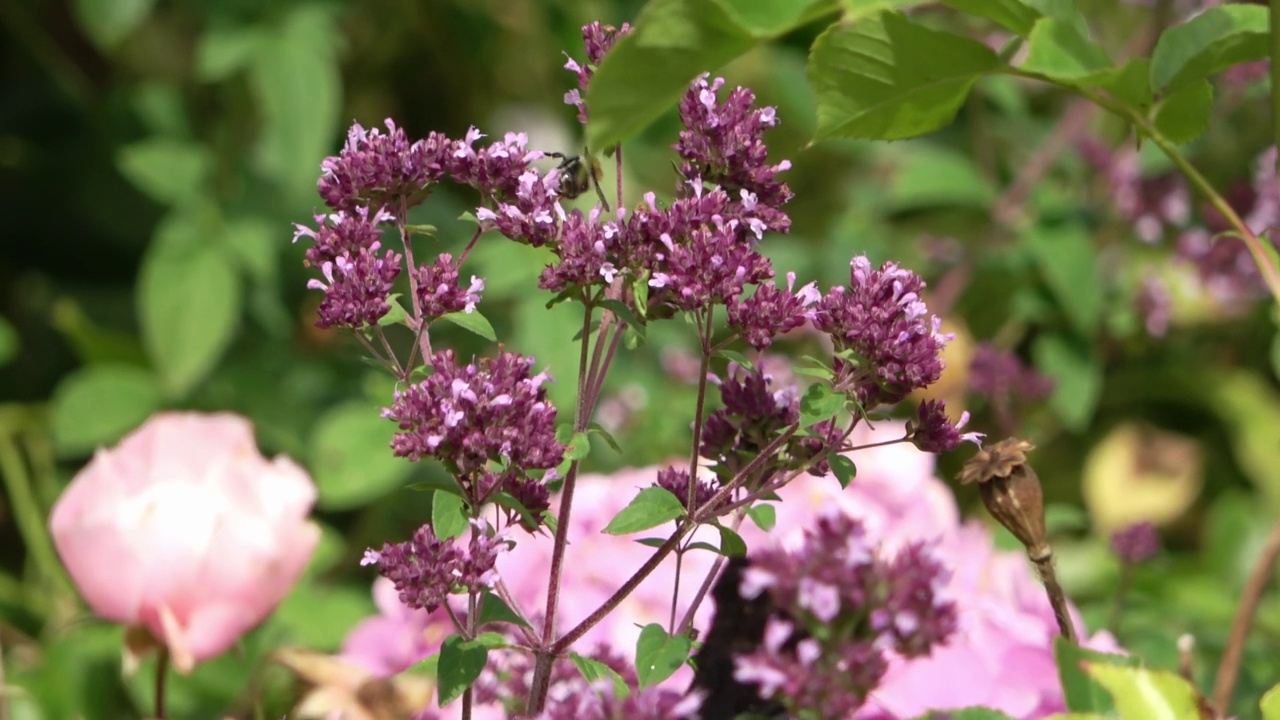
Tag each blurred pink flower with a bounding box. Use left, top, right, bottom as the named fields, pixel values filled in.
left=341, top=577, right=454, bottom=676
left=49, top=412, right=321, bottom=673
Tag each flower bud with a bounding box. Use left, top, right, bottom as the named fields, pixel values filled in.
left=958, top=438, right=1049, bottom=562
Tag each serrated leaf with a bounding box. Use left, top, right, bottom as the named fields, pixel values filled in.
left=940, top=0, right=1040, bottom=36
left=747, top=503, right=777, bottom=531
left=432, top=491, right=468, bottom=541
left=829, top=453, right=857, bottom=488
left=310, top=403, right=413, bottom=510
left=138, top=210, right=240, bottom=397
left=116, top=139, right=212, bottom=206
left=439, top=310, right=496, bottom=342
left=715, top=524, right=748, bottom=557
left=635, top=623, right=693, bottom=688
left=1020, top=17, right=1112, bottom=80
left=50, top=365, right=161, bottom=455
left=437, top=635, right=489, bottom=706
left=570, top=652, right=632, bottom=699
left=1033, top=333, right=1101, bottom=433
left=808, top=11, right=999, bottom=141
left=603, top=487, right=686, bottom=535
left=1152, top=79, right=1212, bottom=145
left=1083, top=663, right=1200, bottom=719
left=1150, top=4, right=1269, bottom=94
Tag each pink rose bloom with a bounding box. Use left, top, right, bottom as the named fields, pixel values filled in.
left=738, top=421, right=1118, bottom=720
left=50, top=412, right=321, bottom=673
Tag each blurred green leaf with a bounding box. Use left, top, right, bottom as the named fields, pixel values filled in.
left=829, top=453, right=856, bottom=488
left=747, top=502, right=776, bottom=530
left=1152, top=79, right=1213, bottom=145
left=477, top=591, right=531, bottom=630
left=249, top=6, right=341, bottom=202
left=715, top=523, right=747, bottom=557
left=1055, top=637, right=1141, bottom=713
left=585, top=0, right=834, bottom=150
left=884, top=144, right=996, bottom=210
left=635, top=623, right=692, bottom=688
left=196, top=26, right=266, bottom=81
left=431, top=490, right=468, bottom=540
left=1211, top=371, right=1280, bottom=511
left=440, top=310, right=497, bottom=342
left=808, top=11, right=1000, bottom=141
left=1033, top=332, right=1100, bottom=432
left=223, top=215, right=281, bottom=283
left=1261, top=682, right=1280, bottom=720
left=0, top=316, right=17, bottom=368
left=1271, top=327, right=1280, bottom=383
left=437, top=635, right=489, bottom=706
left=1025, top=223, right=1101, bottom=334
left=1150, top=4, right=1269, bottom=93
left=913, top=709, right=1018, bottom=720
left=73, top=0, right=155, bottom=48
left=941, top=0, right=1040, bottom=36
left=51, top=365, right=161, bottom=455
left=1021, top=17, right=1112, bottom=80
left=603, top=487, right=685, bottom=535
left=116, top=139, right=212, bottom=206
left=570, top=651, right=631, bottom=698
left=138, top=208, right=241, bottom=396
left=1083, top=662, right=1201, bottom=719
left=276, top=581, right=376, bottom=650
left=309, top=402, right=412, bottom=510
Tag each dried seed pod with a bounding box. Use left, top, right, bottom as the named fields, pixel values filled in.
left=959, top=437, right=1048, bottom=562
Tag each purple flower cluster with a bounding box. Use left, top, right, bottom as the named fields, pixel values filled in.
left=537, top=683, right=699, bottom=720
left=676, top=74, right=794, bottom=218
left=1110, top=521, right=1160, bottom=564
left=362, top=520, right=509, bottom=613
left=734, top=511, right=956, bottom=716
left=907, top=400, right=983, bottom=453
left=292, top=208, right=403, bottom=329
left=653, top=466, right=720, bottom=513
left=449, top=128, right=547, bottom=201
left=727, top=272, right=820, bottom=350
left=384, top=350, right=566, bottom=508
left=814, top=256, right=952, bottom=408
left=563, top=22, right=633, bottom=124
left=412, top=253, right=484, bottom=322
left=700, top=363, right=801, bottom=480
left=318, top=120, right=451, bottom=214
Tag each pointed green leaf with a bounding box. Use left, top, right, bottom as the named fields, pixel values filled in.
left=709, top=0, right=838, bottom=37
left=1021, top=17, right=1111, bottom=80
left=747, top=503, right=777, bottom=531
left=437, top=635, right=489, bottom=706
left=1080, top=57, right=1153, bottom=112
left=1083, top=663, right=1200, bottom=719
left=439, top=310, right=497, bottom=342
left=1151, top=4, right=1269, bottom=93
left=715, top=524, right=748, bottom=557
left=808, top=11, right=999, bottom=141
left=116, top=139, right=212, bottom=206
left=635, top=623, right=693, bottom=688
left=570, top=652, right=632, bottom=698
left=1152, top=79, right=1212, bottom=145
left=940, top=0, right=1040, bottom=36
left=476, top=591, right=531, bottom=630
left=432, top=490, right=468, bottom=541
left=829, top=453, right=857, bottom=488
left=603, top=487, right=686, bottom=535
left=1055, top=636, right=1141, bottom=713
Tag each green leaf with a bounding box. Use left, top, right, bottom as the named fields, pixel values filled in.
left=249, top=6, right=340, bottom=203
left=884, top=144, right=996, bottom=210
left=911, top=709, right=1019, bottom=720
left=716, top=348, right=756, bottom=372
left=808, top=11, right=1000, bottom=141
left=799, top=382, right=844, bottom=426
left=564, top=431, right=592, bottom=462
left=73, top=0, right=155, bottom=48
left=50, top=365, right=161, bottom=455
left=570, top=652, right=632, bottom=699
left=432, top=491, right=469, bottom=541
left=708, top=0, right=838, bottom=37
left=1152, top=79, right=1212, bottom=145
left=137, top=210, right=241, bottom=397
left=1020, top=17, right=1112, bottom=80
left=195, top=27, right=265, bottom=81
left=437, top=635, right=489, bottom=706
left=116, top=139, right=212, bottom=206
left=1033, top=333, right=1101, bottom=432
left=1083, top=663, right=1201, bottom=719
left=276, top=583, right=376, bottom=650
left=1262, top=682, right=1280, bottom=720
left=635, top=623, right=693, bottom=688
left=1025, top=222, right=1101, bottom=334
left=1055, top=637, right=1141, bottom=713
left=747, top=503, right=777, bottom=531
left=940, top=0, right=1040, bottom=36
left=603, top=487, right=686, bottom=535
left=588, top=423, right=624, bottom=454
left=377, top=295, right=411, bottom=328
left=440, top=310, right=497, bottom=342
left=715, top=524, right=748, bottom=557
left=1150, top=4, right=1269, bottom=94
left=1271, top=327, right=1280, bottom=383
left=309, top=403, right=413, bottom=510
left=585, top=0, right=754, bottom=152
left=1081, top=57, right=1153, bottom=112
left=0, top=316, right=17, bottom=368
left=476, top=591, right=531, bottom=630
left=1211, top=371, right=1280, bottom=511
left=829, top=453, right=857, bottom=488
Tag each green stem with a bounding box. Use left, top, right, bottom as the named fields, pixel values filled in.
left=0, top=427, right=71, bottom=595
left=155, top=648, right=169, bottom=720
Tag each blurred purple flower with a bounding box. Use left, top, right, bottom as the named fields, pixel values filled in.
left=563, top=22, right=633, bottom=125
left=1110, top=521, right=1160, bottom=564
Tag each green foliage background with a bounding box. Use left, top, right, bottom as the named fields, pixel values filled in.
left=2, top=0, right=1280, bottom=717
